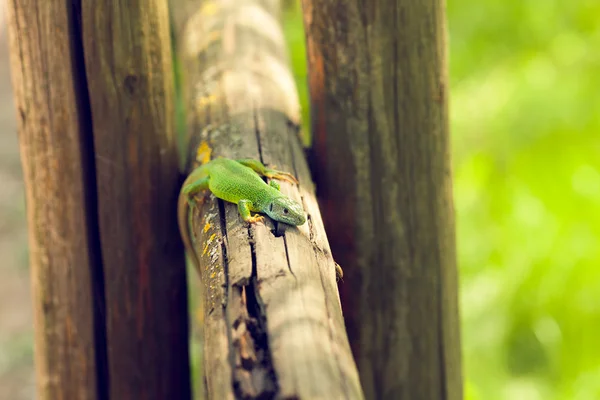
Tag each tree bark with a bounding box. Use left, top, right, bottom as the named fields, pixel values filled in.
left=81, top=0, right=191, bottom=398
left=302, top=0, right=462, bottom=399
left=172, top=0, right=364, bottom=399
left=6, top=1, right=103, bottom=398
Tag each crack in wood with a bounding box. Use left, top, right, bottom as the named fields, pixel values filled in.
left=282, top=235, right=297, bottom=280
left=227, top=225, right=279, bottom=399
left=253, top=105, right=264, bottom=163
left=71, top=2, right=111, bottom=398
left=218, top=198, right=238, bottom=394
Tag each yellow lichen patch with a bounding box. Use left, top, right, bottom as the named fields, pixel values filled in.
left=196, top=93, right=218, bottom=109
left=196, top=140, right=212, bottom=165
left=202, top=30, right=222, bottom=50
left=182, top=24, right=222, bottom=57
left=203, top=222, right=211, bottom=233
left=202, top=233, right=217, bottom=256
left=200, top=2, right=219, bottom=17
left=195, top=307, right=204, bottom=324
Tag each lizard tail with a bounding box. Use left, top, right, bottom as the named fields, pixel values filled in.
left=177, top=191, right=200, bottom=273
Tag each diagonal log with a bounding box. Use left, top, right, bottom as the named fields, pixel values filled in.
left=173, top=1, right=365, bottom=398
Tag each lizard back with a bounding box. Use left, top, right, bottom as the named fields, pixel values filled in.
left=207, top=159, right=278, bottom=210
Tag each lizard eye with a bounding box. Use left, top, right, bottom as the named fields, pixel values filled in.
left=269, top=203, right=273, bottom=212
left=283, top=208, right=288, bottom=214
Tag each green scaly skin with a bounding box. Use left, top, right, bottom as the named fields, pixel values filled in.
left=177, top=158, right=306, bottom=271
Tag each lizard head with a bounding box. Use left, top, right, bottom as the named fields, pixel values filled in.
left=266, top=196, right=306, bottom=226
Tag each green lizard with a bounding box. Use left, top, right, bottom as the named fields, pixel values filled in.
left=177, top=158, right=306, bottom=269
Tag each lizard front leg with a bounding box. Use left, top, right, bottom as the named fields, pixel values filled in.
left=238, top=199, right=265, bottom=224
left=182, top=174, right=210, bottom=213
left=236, top=158, right=299, bottom=184
left=334, top=262, right=344, bottom=282
left=269, top=180, right=281, bottom=191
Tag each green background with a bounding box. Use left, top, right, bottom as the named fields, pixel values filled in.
left=282, top=1, right=600, bottom=399
left=0, top=1, right=597, bottom=399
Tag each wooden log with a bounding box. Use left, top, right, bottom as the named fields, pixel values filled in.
left=302, top=0, right=463, bottom=398
left=173, top=0, right=365, bottom=398
left=5, top=2, right=104, bottom=398
left=81, top=1, right=191, bottom=398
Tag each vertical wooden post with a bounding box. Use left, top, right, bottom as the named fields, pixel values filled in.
left=82, top=1, right=190, bottom=398
left=7, top=0, right=190, bottom=398
left=6, top=2, right=103, bottom=399
left=302, top=0, right=463, bottom=398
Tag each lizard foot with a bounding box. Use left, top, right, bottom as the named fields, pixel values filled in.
left=246, top=214, right=265, bottom=224
left=236, top=159, right=299, bottom=184
left=335, top=262, right=344, bottom=282
left=264, top=167, right=299, bottom=184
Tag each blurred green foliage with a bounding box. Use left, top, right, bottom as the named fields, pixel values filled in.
left=283, top=1, right=600, bottom=399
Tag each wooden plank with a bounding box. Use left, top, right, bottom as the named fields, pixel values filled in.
left=173, top=0, right=365, bottom=398
left=302, top=0, right=463, bottom=398
left=81, top=1, right=191, bottom=398
left=5, top=1, right=103, bottom=398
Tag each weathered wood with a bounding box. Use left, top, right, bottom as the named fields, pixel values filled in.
left=5, top=1, right=103, bottom=398
left=173, top=0, right=364, bottom=398
left=81, top=1, right=190, bottom=398
left=302, top=0, right=462, bottom=399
